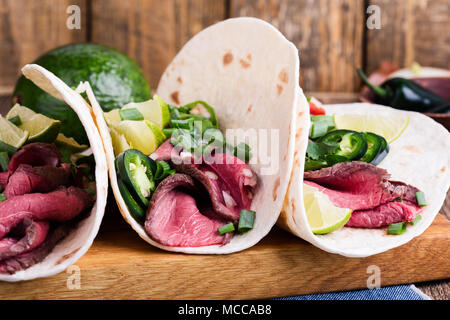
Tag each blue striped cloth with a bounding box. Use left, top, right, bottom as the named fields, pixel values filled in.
left=276, top=285, right=431, bottom=300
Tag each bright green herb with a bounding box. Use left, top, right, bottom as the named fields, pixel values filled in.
left=154, top=161, right=175, bottom=181
left=238, top=210, right=256, bottom=233
left=409, top=215, right=422, bottom=226
left=387, top=222, right=407, bottom=235
left=0, top=152, right=9, bottom=172
left=310, top=121, right=329, bottom=139
left=8, top=116, right=22, bottom=126
left=119, top=108, right=144, bottom=121
left=0, top=193, right=6, bottom=202
left=415, top=192, right=427, bottom=207
left=218, top=223, right=235, bottom=235
left=234, top=142, right=251, bottom=162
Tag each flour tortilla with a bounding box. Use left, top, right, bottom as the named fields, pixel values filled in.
left=0, top=64, right=108, bottom=281
left=91, top=17, right=302, bottom=253
left=280, top=101, right=450, bottom=257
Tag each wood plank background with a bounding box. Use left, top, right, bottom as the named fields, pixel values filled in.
left=1, top=0, right=449, bottom=95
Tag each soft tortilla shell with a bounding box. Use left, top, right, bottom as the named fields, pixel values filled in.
left=281, top=102, right=450, bottom=257
left=91, top=17, right=302, bottom=253
left=0, top=64, right=108, bottom=281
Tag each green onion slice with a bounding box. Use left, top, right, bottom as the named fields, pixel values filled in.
left=119, top=108, right=144, bottom=121
left=8, top=115, right=22, bottom=126
left=0, top=152, right=9, bottom=172
left=154, top=161, right=175, bottom=181
left=218, top=223, right=235, bottom=235
left=238, top=209, right=256, bottom=233
left=0, top=193, right=6, bottom=202
left=415, top=192, right=427, bottom=207
left=310, top=121, right=329, bottom=139
left=234, top=143, right=251, bottom=162
left=409, top=215, right=422, bottom=226
left=387, top=222, right=407, bottom=235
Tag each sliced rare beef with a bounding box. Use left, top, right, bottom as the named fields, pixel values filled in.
left=346, top=201, right=421, bottom=228
left=150, top=139, right=175, bottom=162
left=0, top=222, right=73, bottom=274
left=172, top=153, right=256, bottom=221
left=145, top=173, right=231, bottom=247
left=0, top=219, right=49, bottom=260
left=0, top=172, right=7, bottom=188
left=8, top=143, right=61, bottom=173
left=0, top=186, right=94, bottom=239
left=4, top=163, right=72, bottom=199
left=304, top=162, right=422, bottom=228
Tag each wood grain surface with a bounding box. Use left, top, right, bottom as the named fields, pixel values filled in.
left=0, top=0, right=87, bottom=91
left=230, top=0, right=365, bottom=92
left=366, top=0, right=450, bottom=73
left=0, top=211, right=448, bottom=300
left=90, top=0, right=226, bottom=89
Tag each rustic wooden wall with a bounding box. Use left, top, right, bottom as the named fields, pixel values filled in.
left=0, top=0, right=449, bottom=94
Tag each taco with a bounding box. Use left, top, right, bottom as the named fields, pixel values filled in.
left=0, top=65, right=108, bottom=281
left=279, top=100, right=450, bottom=257
left=89, top=17, right=303, bottom=253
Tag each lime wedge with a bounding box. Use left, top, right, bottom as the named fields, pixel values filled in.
left=7, top=104, right=61, bottom=143
left=55, top=133, right=88, bottom=152
left=116, top=120, right=166, bottom=155
left=104, top=109, right=121, bottom=127
left=109, top=125, right=130, bottom=156
left=334, top=114, right=409, bottom=144
left=0, top=115, right=29, bottom=152
left=303, top=183, right=352, bottom=234
left=123, top=98, right=170, bottom=129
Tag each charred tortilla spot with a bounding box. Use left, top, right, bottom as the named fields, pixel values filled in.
left=404, top=145, right=421, bottom=153
left=177, top=77, right=183, bottom=84
left=223, top=52, right=233, bottom=66
left=277, top=84, right=283, bottom=96
left=247, top=105, right=253, bottom=113
left=247, top=54, right=252, bottom=60
left=272, top=177, right=281, bottom=201
left=170, top=91, right=180, bottom=105
left=278, top=70, right=288, bottom=83
left=239, top=59, right=251, bottom=69
left=441, top=166, right=446, bottom=173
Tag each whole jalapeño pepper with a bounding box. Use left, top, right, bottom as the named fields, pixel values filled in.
left=357, top=68, right=449, bottom=113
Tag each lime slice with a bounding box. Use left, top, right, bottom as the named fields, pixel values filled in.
left=7, top=104, right=61, bottom=143
left=110, top=125, right=130, bottom=156
left=104, top=109, right=121, bottom=127
left=303, top=183, right=352, bottom=235
left=55, top=133, right=88, bottom=152
left=334, top=114, right=409, bottom=144
left=0, top=115, right=29, bottom=152
left=116, top=120, right=166, bottom=155
left=123, top=98, right=170, bottom=129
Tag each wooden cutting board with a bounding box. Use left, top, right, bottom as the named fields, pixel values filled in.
left=0, top=209, right=449, bottom=300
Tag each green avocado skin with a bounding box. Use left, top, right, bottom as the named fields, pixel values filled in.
left=13, top=43, right=151, bottom=144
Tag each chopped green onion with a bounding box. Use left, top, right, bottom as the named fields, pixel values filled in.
left=238, top=210, right=256, bottom=233
left=310, top=121, right=329, bottom=139
left=119, top=108, right=144, bottom=121
left=415, top=192, right=427, bottom=206
left=234, top=143, right=251, bottom=162
left=218, top=223, right=235, bottom=235
left=170, top=119, right=193, bottom=130
left=163, top=128, right=175, bottom=137
left=409, top=215, right=422, bottom=226
left=387, top=222, right=407, bottom=235
left=180, top=100, right=218, bottom=128
left=0, top=193, right=6, bottom=202
left=8, top=115, right=22, bottom=126
left=307, top=97, right=312, bottom=102
left=0, top=152, right=9, bottom=172
left=154, top=161, right=175, bottom=180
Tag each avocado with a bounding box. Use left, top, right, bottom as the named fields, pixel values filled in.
left=13, top=43, right=151, bottom=144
